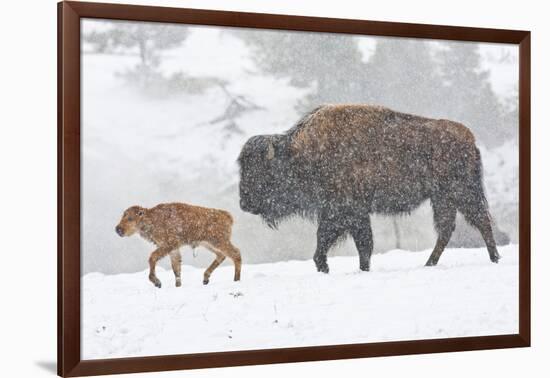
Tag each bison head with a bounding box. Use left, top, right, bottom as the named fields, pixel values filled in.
left=115, top=206, right=146, bottom=237
left=238, top=134, right=304, bottom=228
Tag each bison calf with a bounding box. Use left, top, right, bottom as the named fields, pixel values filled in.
left=115, top=202, right=241, bottom=288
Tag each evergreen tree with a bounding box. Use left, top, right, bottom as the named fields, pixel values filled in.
left=84, top=22, right=189, bottom=70
left=365, top=39, right=441, bottom=116
left=436, top=42, right=507, bottom=146
left=84, top=22, right=193, bottom=95
left=501, top=85, right=519, bottom=143
left=236, top=30, right=369, bottom=111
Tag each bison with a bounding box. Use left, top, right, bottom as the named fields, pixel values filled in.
left=238, top=104, right=500, bottom=273
left=115, top=203, right=241, bottom=287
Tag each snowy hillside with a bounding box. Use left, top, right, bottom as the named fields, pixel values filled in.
left=82, top=244, right=518, bottom=359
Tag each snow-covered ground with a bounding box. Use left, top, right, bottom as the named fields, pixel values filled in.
left=82, top=244, right=518, bottom=359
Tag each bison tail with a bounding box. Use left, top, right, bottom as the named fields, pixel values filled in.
left=457, top=146, right=492, bottom=225
left=472, top=147, right=490, bottom=211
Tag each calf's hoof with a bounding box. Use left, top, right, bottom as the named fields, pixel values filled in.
left=149, top=275, right=162, bottom=288
left=175, top=279, right=181, bottom=287
left=490, top=254, right=501, bottom=264
left=359, top=264, right=370, bottom=272
left=203, top=278, right=209, bottom=285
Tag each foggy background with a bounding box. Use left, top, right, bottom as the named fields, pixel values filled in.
left=81, top=19, right=518, bottom=275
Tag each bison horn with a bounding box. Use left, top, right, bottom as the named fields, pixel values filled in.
left=266, top=139, right=275, bottom=160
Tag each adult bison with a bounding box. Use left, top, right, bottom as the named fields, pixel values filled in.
left=238, top=104, right=500, bottom=273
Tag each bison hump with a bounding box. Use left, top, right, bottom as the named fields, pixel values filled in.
left=290, top=104, right=440, bottom=159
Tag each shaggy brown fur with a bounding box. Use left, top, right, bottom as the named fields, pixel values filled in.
left=289, top=105, right=479, bottom=203
left=115, top=203, right=241, bottom=288
left=239, top=104, right=499, bottom=273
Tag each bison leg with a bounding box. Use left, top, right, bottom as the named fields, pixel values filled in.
left=459, top=205, right=500, bottom=263
left=314, top=213, right=346, bottom=273
left=170, top=250, right=182, bottom=287
left=350, top=216, right=373, bottom=271
left=148, top=247, right=171, bottom=288
left=426, top=199, right=457, bottom=266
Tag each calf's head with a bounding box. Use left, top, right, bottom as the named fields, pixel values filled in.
left=115, top=206, right=146, bottom=237
left=238, top=134, right=299, bottom=227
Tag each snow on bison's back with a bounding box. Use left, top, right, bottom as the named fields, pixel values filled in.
left=238, top=104, right=500, bottom=273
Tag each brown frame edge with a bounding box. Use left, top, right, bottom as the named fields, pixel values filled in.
left=70, top=334, right=527, bottom=377
left=58, top=1, right=531, bottom=377
left=58, top=1, right=81, bottom=377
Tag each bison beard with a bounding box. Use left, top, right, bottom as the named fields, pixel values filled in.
left=238, top=104, right=500, bottom=273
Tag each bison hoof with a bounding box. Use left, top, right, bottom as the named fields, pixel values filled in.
left=425, top=260, right=437, bottom=267
left=314, top=256, right=329, bottom=273
left=360, top=265, right=370, bottom=272
left=316, top=263, right=329, bottom=274
left=490, top=255, right=501, bottom=264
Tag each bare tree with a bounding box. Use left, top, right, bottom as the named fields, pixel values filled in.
left=84, top=22, right=189, bottom=69
left=208, top=83, right=264, bottom=135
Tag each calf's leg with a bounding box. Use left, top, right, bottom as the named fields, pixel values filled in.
left=203, top=252, right=225, bottom=285
left=216, top=241, right=241, bottom=281
left=148, top=247, right=171, bottom=288
left=232, top=254, right=242, bottom=282
left=170, top=250, right=182, bottom=287
left=208, top=240, right=242, bottom=283
left=226, top=242, right=242, bottom=282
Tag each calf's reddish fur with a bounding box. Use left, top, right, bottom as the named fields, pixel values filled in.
left=115, top=202, right=241, bottom=288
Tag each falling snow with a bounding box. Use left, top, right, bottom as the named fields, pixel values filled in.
left=80, top=19, right=520, bottom=359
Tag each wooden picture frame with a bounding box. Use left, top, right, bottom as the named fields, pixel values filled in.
left=58, top=1, right=531, bottom=376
